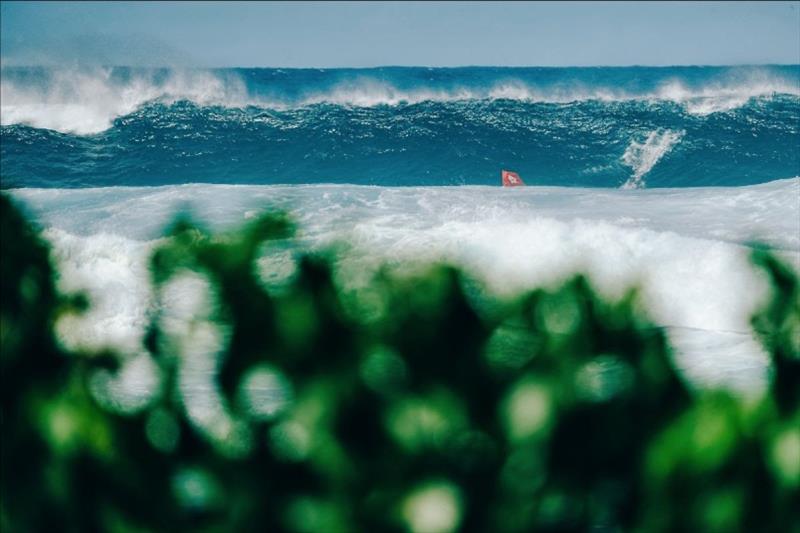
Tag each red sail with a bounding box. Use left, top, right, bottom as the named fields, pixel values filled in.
left=502, top=170, right=525, bottom=187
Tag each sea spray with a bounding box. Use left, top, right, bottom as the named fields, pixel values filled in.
left=2, top=66, right=798, bottom=188
left=621, top=129, right=684, bottom=189
left=2, top=65, right=798, bottom=134
left=0, top=67, right=250, bottom=135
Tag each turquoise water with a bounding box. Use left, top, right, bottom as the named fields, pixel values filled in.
left=2, top=65, right=798, bottom=188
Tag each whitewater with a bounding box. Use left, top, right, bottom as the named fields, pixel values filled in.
left=8, top=178, right=799, bottom=394
left=2, top=65, right=799, bottom=396
left=3, top=65, right=799, bottom=188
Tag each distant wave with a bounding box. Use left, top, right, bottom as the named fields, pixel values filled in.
left=2, top=65, right=798, bottom=134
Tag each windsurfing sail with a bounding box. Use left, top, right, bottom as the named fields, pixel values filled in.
left=502, top=170, right=525, bottom=187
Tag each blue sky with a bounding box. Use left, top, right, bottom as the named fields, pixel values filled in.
left=2, top=1, right=799, bottom=67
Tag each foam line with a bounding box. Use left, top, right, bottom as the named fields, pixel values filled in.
left=2, top=66, right=798, bottom=134
left=8, top=179, right=799, bottom=392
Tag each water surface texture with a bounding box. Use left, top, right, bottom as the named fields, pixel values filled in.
left=2, top=65, right=798, bottom=188
left=3, top=65, right=799, bottom=392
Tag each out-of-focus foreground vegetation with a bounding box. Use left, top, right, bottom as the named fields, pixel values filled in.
left=1, top=192, right=799, bottom=533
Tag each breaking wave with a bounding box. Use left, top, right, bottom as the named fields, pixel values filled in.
left=1, top=65, right=798, bottom=189
left=4, top=65, right=799, bottom=398
left=2, top=65, right=798, bottom=134
left=0, top=67, right=249, bottom=134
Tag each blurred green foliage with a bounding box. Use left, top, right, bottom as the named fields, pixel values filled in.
left=1, top=192, right=798, bottom=533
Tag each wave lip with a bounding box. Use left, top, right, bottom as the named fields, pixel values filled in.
left=652, top=77, right=799, bottom=115
left=0, top=67, right=250, bottom=134
left=2, top=65, right=799, bottom=135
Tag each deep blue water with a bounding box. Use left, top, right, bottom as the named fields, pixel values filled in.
left=1, top=65, right=798, bottom=188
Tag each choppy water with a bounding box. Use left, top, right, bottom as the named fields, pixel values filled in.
left=2, top=65, right=799, bottom=394
left=2, top=65, right=798, bottom=188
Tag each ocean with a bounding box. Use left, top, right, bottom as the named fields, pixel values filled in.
left=2, top=65, right=799, bottom=394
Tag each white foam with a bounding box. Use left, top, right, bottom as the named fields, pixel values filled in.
left=2, top=67, right=798, bottom=134
left=300, top=78, right=471, bottom=107
left=298, top=75, right=799, bottom=110
left=621, top=130, right=684, bottom=189
left=683, top=95, right=751, bottom=116
left=47, top=228, right=158, bottom=353
left=0, top=67, right=249, bottom=134
left=9, top=179, right=800, bottom=392
left=653, top=77, right=799, bottom=115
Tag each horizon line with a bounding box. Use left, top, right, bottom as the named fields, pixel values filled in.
left=2, top=62, right=799, bottom=70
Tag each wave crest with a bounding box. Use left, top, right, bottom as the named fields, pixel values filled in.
left=1, top=66, right=798, bottom=135
left=0, top=67, right=249, bottom=134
